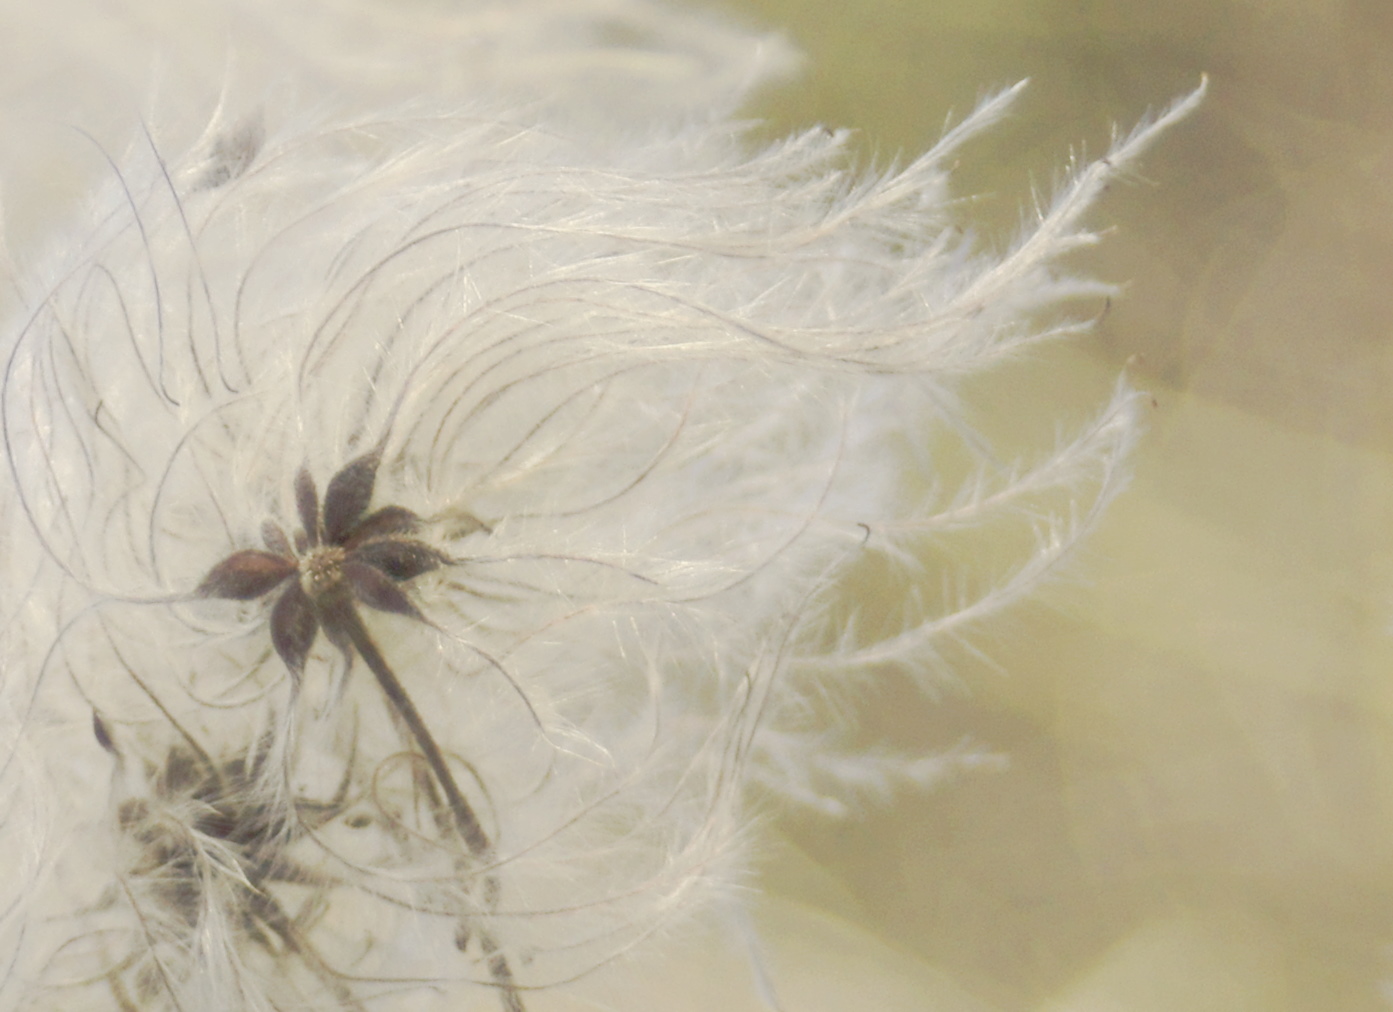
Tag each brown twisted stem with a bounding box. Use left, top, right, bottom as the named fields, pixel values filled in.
left=325, top=595, right=523, bottom=1012
left=325, top=595, right=492, bottom=858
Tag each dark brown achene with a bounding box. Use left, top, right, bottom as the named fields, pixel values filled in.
left=197, top=450, right=448, bottom=677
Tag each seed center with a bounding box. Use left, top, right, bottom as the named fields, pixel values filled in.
left=300, top=545, right=347, bottom=601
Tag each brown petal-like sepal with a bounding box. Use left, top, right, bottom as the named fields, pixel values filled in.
left=198, top=550, right=297, bottom=600
left=343, top=560, right=424, bottom=620
left=295, top=467, right=321, bottom=547
left=353, top=540, right=448, bottom=582
left=323, top=451, right=381, bottom=545
left=261, top=520, right=293, bottom=557
left=270, top=584, right=318, bottom=676
left=93, top=712, right=116, bottom=754
left=320, top=602, right=354, bottom=657
left=343, top=505, right=420, bottom=547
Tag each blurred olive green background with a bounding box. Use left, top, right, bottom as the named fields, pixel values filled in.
left=699, top=1, right=1393, bottom=1010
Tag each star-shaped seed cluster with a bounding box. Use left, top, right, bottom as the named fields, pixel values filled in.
left=196, top=451, right=516, bottom=1005
left=197, top=451, right=449, bottom=676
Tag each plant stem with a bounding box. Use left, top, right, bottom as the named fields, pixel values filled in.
left=336, top=603, right=492, bottom=857
left=335, top=602, right=527, bottom=1012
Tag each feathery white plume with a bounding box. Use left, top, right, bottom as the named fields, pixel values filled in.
left=0, top=4, right=1203, bottom=1006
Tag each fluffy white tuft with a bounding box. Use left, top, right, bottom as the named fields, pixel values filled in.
left=0, top=12, right=1204, bottom=1008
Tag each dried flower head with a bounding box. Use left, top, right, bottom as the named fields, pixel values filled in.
left=0, top=10, right=1204, bottom=1006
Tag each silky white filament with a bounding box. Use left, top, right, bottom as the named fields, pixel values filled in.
left=0, top=11, right=1204, bottom=1007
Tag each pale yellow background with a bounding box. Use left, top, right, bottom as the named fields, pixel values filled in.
left=701, top=1, right=1393, bottom=1010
